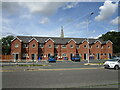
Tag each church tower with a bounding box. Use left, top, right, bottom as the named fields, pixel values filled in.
left=60, top=26, right=64, bottom=38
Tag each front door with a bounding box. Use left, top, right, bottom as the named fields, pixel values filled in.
left=84, top=53, right=87, bottom=60
left=97, top=53, right=100, bottom=60
left=108, top=53, right=111, bottom=59
left=70, top=53, right=74, bottom=60
left=31, top=54, right=36, bottom=60
left=14, top=54, right=19, bottom=62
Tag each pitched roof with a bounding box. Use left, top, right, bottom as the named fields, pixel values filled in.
left=16, top=36, right=105, bottom=44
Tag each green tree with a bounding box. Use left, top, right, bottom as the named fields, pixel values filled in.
left=99, top=31, right=120, bottom=53
left=0, top=35, right=14, bottom=55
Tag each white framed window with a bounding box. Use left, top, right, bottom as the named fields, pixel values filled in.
left=48, top=45, right=52, bottom=48
left=62, top=53, right=66, bottom=57
left=15, top=43, right=19, bottom=48
left=90, top=46, right=92, bottom=48
left=54, top=45, right=58, bottom=48
left=23, top=44, right=28, bottom=48
left=84, top=45, right=87, bottom=48
left=70, top=45, right=74, bottom=48
left=108, top=46, right=110, bottom=48
left=79, top=54, right=82, bottom=57
left=32, top=44, right=36, bottom=48
left=39, top=44, right=44, bottom=48
left=101, top=46, right=103, bottom=49
left=96, top=45, right=99, bottom=48
left=22, top=53, right=28, bottom=58
left=62, top=45, right=66, bottom=48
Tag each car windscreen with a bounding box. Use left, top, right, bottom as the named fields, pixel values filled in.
left=49, top=56, right=55, bottom=58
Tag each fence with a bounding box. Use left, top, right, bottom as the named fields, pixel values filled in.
left=0, top=55, right=11, bottom=62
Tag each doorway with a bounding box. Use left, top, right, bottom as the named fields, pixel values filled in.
left=31, top=54, right=36, bottom=60
left=84, top=53, right=87, bottom=60
left=13, top=54, right=19, bottom=62
left=97, top=53, right=100, bottom=60
left=108, top=53, right=111, bottom=59
left=70, top=53, right=74, bottom=60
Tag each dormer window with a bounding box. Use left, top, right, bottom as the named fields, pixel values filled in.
left=84, top=45, right=87, bottom=48
left=54, top=45, right=58, bottom=48
left=15, top=43, right=19, bottom=48
left=32, top=44, right=36, bottom=48
left=62, top=45, right=66, bottom=48
left=48, top=45, right=52, bottom=48
left=96, top=45, right=99, bottom=48
left=23, top=44, right=28, bottom=48
left=70, top=45, right=74, bottom=48
left=39, top=44, right=44, bottom=48
left=90, top=46, right=92, bottom=48
left=101, top=46, right=103, bottom=49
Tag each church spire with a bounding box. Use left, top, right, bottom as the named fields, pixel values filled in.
left=60, top=26, right=64, bottom=38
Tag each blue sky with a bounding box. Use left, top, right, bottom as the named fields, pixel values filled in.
left=1, top=1, right=119, bottom=39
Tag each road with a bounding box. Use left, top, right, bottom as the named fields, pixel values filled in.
left=2, top=61, right=119, bottom=88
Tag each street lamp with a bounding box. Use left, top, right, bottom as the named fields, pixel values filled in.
left=87, top=12, right=94, bottom=64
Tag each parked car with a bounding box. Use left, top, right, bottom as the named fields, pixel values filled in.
left=103, top=59, right=120, bottom=70
left=48, top=56, right=56, bottom=63
left=71, top=55, right=81, bottom=62
left=112, top=56, right=120, bottom=59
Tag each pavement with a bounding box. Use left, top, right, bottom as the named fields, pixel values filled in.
left=1, top=60, right=104, bottom=72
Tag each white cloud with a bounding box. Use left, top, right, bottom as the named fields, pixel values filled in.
left=110, top=16, right=120, bottom=25
left=39, top=17, right=49, bottom=24
left=20, top=2, right=65, bottom=15
left=95, top=0, right=118, bottom=21
left=63, top=2, right=78, bottom=10
left=2, top=2, right=66, bottom=16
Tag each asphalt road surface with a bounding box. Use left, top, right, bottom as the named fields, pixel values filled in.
left=2, top=66, right=119, bottom=88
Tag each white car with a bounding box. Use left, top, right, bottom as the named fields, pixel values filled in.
left=103, top=59, right=120, bottom=70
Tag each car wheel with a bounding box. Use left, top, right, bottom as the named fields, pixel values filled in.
left=114, top=65, right=119, bottom=70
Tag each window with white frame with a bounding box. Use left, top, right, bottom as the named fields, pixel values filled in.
left=23, top=44, right=28, bottom=48
left=62, top=45, right=66, bottom=48
left=70, top=45, right=74, bottom=48
left=79, top=54, right=82, bottom=57
left=96, top=45, right=99, bottom=48
left=15, top=43, right=19, bottom=48
left=54, top=45, right=58, bottom=48
left=22, top=53, right=28, bottom=58
left=101, top=46, right=103, bottom=49
left=90, top=46, right=92, bottom=48
left=84, top=45, right=87, bottom=48
left=48, top=44, right=52, bottom=48
left=39, top=44, right=44, bottom=48
left=62, top=53, right=66, bottom=57
left=32, top=44, right=36, bottom=48
left=108, top=46, right=110, bottom=48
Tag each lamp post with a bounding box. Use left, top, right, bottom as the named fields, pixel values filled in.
left=87, top=12, right=94, bottom=64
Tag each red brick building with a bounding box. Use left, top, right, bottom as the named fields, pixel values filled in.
left=11, top=36, right=113, bottom=62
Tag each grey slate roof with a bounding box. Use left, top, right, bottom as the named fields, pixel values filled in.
left=17, top=36, right=105, bottom=44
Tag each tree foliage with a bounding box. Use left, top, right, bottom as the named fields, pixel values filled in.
left=99, top=31, right=120, bottom=53
left=0, top=35, right=14, bottom=55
